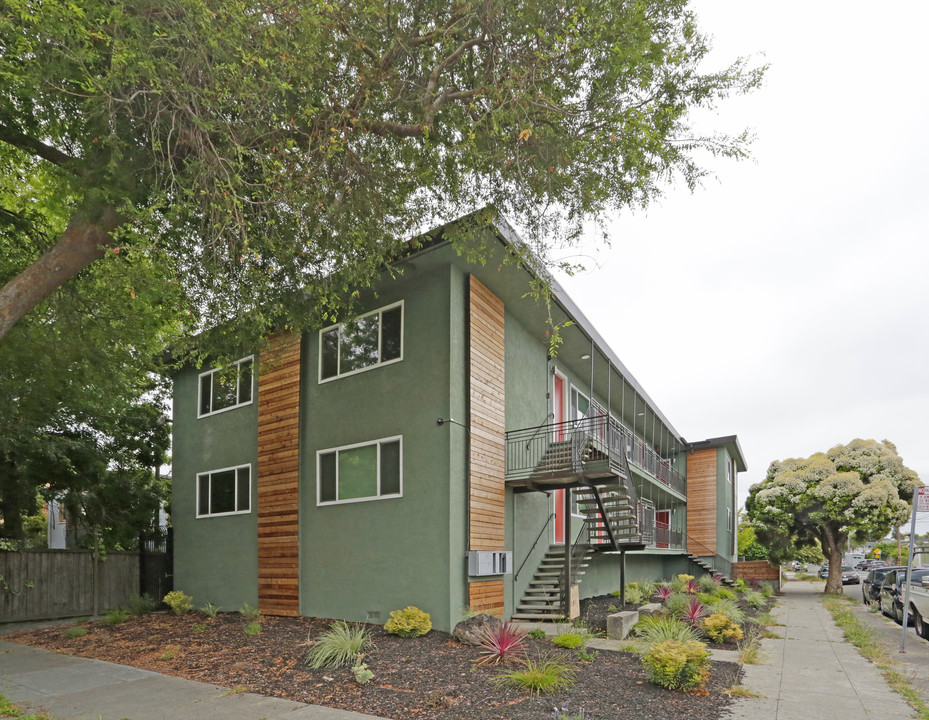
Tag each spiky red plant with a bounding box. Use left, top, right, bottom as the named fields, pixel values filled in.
left=711, top=573, right=724, bottom=585
left=656, top=584, right=673, bottom=602
left=475, top=621, right=528, bottom=665
left=681, top=597, right=707, bottom=625
left=685, top=578, right=700, bottom=595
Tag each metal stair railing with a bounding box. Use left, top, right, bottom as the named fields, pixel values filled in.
left=514, top=512, right=555, bottom=582
left=559, top=522, right=592, bottom=616
left=685, top=533, right=733, bottom=579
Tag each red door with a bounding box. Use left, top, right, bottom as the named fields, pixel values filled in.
left=553, top=374, right=566, bottom=544
left=656, top=510, right=670, bottom=548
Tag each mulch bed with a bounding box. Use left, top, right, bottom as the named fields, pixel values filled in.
left=6, top=609, right=743, bottom=720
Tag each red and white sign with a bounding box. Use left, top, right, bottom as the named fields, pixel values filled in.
left=916, top=486, right=929, bottom=513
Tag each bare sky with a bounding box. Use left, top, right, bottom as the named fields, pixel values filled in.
left=553, top=1, right=929, bottom=517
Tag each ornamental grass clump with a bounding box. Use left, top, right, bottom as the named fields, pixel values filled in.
left=743, top=590, right=766, bottom=609
left=716, top=587, right=737, bottom=602
left=664, top=592, right=691, bottom=618
left=163, top=590, right=194, bottom=616
left=384, top=606, right=432, bottom=637
left=703, top=598, right=745, bottom=624
left=698, top=574, right=721, bottom=594
left=641, top=639, right=710, bottom=690
left=475, top=621, right=528, bottom=665
left=306, top=622, right=372, bottom=669
left=634, top=614, right=700, bottom=645
left=492, top=653, right=576, bottom=696
left=702, top=613, right=744, bottom=644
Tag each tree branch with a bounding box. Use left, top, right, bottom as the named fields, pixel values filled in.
left=0, top=122, right=80, bottom=172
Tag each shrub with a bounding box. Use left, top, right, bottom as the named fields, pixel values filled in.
left=384, top=606, right=431, bottom=637
left=163, top=590, right=194, bottom=616
left=575, top=647, right=598, bottom=663
left=641, top=639, right=710, bottom=690
left=665, top=593, right=691, bottom=617
left=243, top=621, right=261, bottom=636
left=128, top=594, right=158, bottom=615
left=527, top=628, right=547, bottom=640
left=552, top=633, right=585, bottom=650
left=684, top=578, right=700, bottom=595
left=698, top=574, right=720, bottom=594
left=491, top=653, right=576, bottom=695
left=476, top=621, right=528, bottom=665
left=192, top=623, right=206, bottom=633
left=669, top=576, right=686, bottom=593
left=704, top=598, right=745, bottom=624
left=64, top=626, right=88, bottom=639
left=352, top=661, right=375, bottom=685
left=306, top=622, right=372, bottom=669
left=201, top=602, right=219, bottom=618
left=743, top=590, right=766, bottom=609
left=634, top=615, right=700, bottom=645
left=702, top=613, right=744, bottom=644
left=103, top=608, right=130, bottom=626
left=716, top=587, right=737, bottom=602
left=623, top=584, right=645, bottom=605
left=733, top=578, right=748, bottom=593
left=240, top=603, right=261, bottom=620
left=655, top=584, right=673, bottom=603
left=759, top=582, right=774, bottom=598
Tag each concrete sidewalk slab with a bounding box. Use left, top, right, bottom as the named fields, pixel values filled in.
left=0, top=640, right=383, bottom=720
left=725, top=581, right=917, bottom=720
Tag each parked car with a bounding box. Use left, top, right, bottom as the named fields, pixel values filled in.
left=856, top=559, right=874, bottom=570
left=901, top=570, right=929, bottom=639
left=841, top=566, right=860, bottom=585
left=818, top=564, right=829, bottom=579
left=791, top=560, right=802, bottom=571
left=879, top=568, right=929, bottom=624
left=862, top=565, right=904, bottom=605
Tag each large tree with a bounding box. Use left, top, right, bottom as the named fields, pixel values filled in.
left=0, top=0, right=764, bottom=347
left=746, top=439, right=920, bottom=594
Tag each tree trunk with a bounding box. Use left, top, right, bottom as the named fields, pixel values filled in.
left=0, top=205, right=121, bottom=341
left=821, top=526, right=846, bottom=594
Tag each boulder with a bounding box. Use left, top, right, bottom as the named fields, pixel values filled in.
left=452, top=613, right=501, bottom=645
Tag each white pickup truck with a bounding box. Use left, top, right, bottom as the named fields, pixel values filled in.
left=900, top=570, right=929, bottom=638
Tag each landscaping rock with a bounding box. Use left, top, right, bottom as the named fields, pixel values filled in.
left=606, top=610, right=639, bottom=640
left=452, top=614, right=500, bottom=645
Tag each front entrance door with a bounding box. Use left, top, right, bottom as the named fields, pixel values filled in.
left=656, top=510, right=671, bottom=548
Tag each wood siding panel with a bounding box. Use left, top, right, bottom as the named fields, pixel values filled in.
left=257, top=331, right=302, bottom=616
left=467, top=276, right=505, bottom=616
left=686, top=448, right=717, bottom=555
left=469, top=579, right=505, bottom=617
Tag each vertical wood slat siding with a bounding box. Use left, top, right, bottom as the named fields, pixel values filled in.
left=257, top=332, right=302, bottom=616
left=686, top=448, right=717, bottom=555
left=468, top=276, right=506, bottom=616
left=0, top=551, right=138, bottom=622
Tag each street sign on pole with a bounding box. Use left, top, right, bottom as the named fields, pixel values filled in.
left=901, top=487, right=928, bottom=653
left=917, top=486, right=929, bottom=513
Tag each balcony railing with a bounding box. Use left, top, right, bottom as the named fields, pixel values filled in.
left=505, top=413, right=686, bottom=495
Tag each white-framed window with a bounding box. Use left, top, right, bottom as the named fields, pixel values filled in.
left=727, top=507, right=733, bottom=531
left=317, top=436, right=402, bottom=505
left=198, top=356, right=254, bottom=418
left=197, top=464, right=251, bottom=517
left=319, top=301, right=403, bottom=382
left=726, top=458, right=732, bottom=484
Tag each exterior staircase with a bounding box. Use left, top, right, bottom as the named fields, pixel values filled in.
left=512, top=545, right=594, bottom=620
left=574, top=485, right=640, bottom=547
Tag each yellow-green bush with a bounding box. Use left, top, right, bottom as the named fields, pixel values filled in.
left=641, top=639, right=710, bottom=690
left=163, top=590, right=193, bottom=616
left=384, top=606, right=432, bottom=637
left=716, top=587, right=737, bottom=601
left=702, top=613, right=744, bottom=643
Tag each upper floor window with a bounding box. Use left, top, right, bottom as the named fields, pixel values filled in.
left=197, top=464, right=251, bottom=517
left=198, top=356, right=254, bottom=417
left=317, top=437, right=402, bottom=505
left=319, top=301, right=403, bottom=382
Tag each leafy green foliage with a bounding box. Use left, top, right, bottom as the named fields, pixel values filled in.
left=527, top=629, right=547, bottom=640
left=352, top=661, right=374, bottom=685
left=641, top=639, right=710, bottom=690
left=306, top=622, right=372, bottom=669
left=163, top=591, right=194, bottom=616
left=716, top=588, right=738, bottom=602
left=703, top=598, right=745, bottom=624
left=103, top=608, right=130, bottom=626
left=747, top=439, right=919, bottom=592
left=491, top=654, right=576, bottom=696
left=128, top=594, right=158, bottom=615
left=664, top=593, right=692, bottom=618
left=698, top=574, right=720, bottom=594
left=742, top=591, right=766, bottom=610
left=63, top=625, right=87, bottom=639
left=552, top=633, right=585, bottom=650
left=200, top=603, right=219, bottom=619
left=243, top=622, right=261, bottom=637
left=240, top=603, right=261, bottom=620
left=384, top=606, right=431, bottom=638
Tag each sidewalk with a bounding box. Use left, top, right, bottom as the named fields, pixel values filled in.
left=725, top=580, right=917, bottom=720
left=0, top=640, right=384, bottom=720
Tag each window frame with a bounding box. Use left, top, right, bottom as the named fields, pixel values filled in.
left=197, top=355, right=255, bottom=419
left=316, top=436, right=403, bottom=506
left=317, top=301, right=404, bottom=383
left=196, top=463, right=252, bottom=518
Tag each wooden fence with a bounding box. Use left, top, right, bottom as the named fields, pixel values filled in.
left=0, top=550, right=139, bottom=623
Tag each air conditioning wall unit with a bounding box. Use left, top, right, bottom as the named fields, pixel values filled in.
left=468, top=550, right=512, bottom=576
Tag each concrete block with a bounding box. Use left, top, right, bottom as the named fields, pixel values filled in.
left=639, top=602, right=663, bottom=614
left=606, top=610, right=639, bottom=640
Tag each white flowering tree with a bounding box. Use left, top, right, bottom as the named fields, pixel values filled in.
left=746, top=439, right=919, bottom=594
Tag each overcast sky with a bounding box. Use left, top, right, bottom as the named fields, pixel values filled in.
left=552, top=1, right=929, bottom=521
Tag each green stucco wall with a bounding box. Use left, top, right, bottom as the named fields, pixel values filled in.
left=716, top=447, right=736, bottom=561
left=172, top=365, right=259, bottom=610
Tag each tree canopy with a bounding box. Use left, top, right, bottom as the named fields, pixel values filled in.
left=0, top=0, right=765, bottom=350
left=746, top=439, right=920, bottom=594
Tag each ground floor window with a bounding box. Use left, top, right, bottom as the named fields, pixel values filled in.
left=197, top=465, right=251, bottom=517
left=317, top=437, right=402, bottom=505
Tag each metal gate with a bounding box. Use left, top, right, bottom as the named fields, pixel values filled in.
left=139, top=526, right=173, bottom=602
